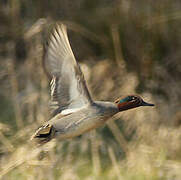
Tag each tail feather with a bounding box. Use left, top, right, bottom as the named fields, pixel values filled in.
left=31, top=124, right=56, bottom=144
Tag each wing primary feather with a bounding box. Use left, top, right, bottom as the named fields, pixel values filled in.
left=43, top=23, right=93, bottom=117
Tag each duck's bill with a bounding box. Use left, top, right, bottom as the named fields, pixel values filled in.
left=141, top=101, right=154, bottom=106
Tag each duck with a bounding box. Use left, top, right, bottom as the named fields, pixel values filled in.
left=31, top=23, right=154, bottom=144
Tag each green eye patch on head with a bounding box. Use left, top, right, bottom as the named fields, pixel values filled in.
left=119, top=96, right=132, bottom=103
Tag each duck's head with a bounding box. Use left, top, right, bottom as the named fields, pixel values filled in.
left=115, top=95, right=154, bottom=112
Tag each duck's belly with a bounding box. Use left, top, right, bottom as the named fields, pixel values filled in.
left=52, top=113, right=109, bottom=140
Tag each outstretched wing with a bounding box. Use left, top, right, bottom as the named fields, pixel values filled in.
left=43, top=24, right=92, bottom=117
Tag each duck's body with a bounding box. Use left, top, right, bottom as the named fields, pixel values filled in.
left=31, top=23, right=154, bottom=144
left=48, top=102, right=118, bottom=140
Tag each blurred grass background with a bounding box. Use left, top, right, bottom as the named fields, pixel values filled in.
left=0, top=0, right=181, bottom=179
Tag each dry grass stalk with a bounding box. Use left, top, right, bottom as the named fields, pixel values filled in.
left=7, top=59, right=24, bottom=128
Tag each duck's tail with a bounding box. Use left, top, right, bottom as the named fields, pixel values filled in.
left=31, top=124, right=56, bottom=145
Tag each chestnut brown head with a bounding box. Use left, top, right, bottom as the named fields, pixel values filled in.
left=115, top=95, right=154, bottom=112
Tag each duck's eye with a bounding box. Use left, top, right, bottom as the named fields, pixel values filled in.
left=131, top=96, right=137, bottom=101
